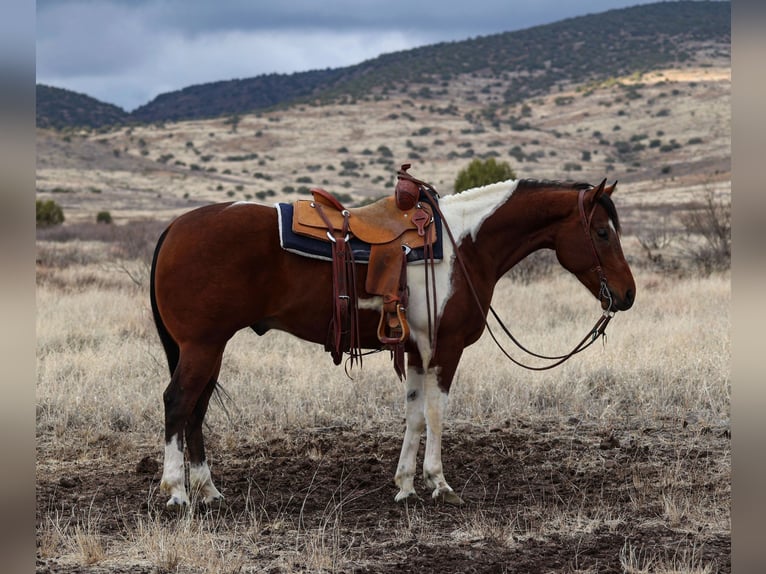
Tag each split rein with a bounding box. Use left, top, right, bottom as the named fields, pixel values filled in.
left=398, top=168, right=615, bottom=371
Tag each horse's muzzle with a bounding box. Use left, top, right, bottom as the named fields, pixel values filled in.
left=604, top=287, right=634, bottom=312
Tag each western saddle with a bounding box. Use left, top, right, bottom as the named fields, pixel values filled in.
left=290, top=164, right=437, bottom=377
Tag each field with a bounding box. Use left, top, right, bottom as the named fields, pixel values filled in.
left=36, top=61, right=730, bottom=572
left=35, top=222, right=730, bottom=572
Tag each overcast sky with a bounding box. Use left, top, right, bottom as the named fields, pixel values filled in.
left=37, top=0, right=662, bottom=112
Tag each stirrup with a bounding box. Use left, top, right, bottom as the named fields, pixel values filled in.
left=377, top=304, right=410, bottom=345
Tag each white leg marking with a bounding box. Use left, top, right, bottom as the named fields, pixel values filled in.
left=160, top=434, right=189, bottom=508
left=394, top=366, right=426, bottom=502
left=189, top=460, right=224, bottom=504
left=423, top=374, right=464, bottom=505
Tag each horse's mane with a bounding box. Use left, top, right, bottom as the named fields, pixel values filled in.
left=515, top=178, right=621, bottom=234
left=516, top=178, right=592, bottom=191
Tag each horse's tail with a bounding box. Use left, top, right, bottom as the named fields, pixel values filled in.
left=150, top=225, right=180, bottom=377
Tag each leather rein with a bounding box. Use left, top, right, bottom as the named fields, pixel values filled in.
left=397, top=167, right=615, bottom=371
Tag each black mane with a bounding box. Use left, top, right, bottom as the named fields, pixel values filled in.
left=517, top=179, right=621, bottom=234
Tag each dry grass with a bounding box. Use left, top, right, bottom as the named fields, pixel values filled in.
left=620, top=541, right=717, bottom=574
left=35, top=257, right=730, bottom=440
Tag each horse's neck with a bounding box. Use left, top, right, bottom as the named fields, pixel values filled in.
left=447, top=184, right=572, bottom=281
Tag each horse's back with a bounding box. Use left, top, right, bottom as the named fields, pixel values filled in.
left=167, top=201, right=276, bottom=237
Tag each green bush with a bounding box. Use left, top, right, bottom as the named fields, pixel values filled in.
left=36, top=199, right=65, bottom=227
left=96, top=211, right=112, bottom=224
left=454, top=158, right=516, bottom=193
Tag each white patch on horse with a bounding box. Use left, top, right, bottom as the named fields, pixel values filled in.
left=189, top=460, right=223, bottom=504
left=160, top=434, right=189, bottom=507
left=406, top=179, right=519, bottom=360
left=422, top=377, right=456, bottom=499
left=394, top=366, right=426, bottom=501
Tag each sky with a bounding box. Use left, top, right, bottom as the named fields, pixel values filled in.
left=36, top=0, right=662, bottom=112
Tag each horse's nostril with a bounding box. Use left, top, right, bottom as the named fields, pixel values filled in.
left=625, top=288, right=635, bottom=307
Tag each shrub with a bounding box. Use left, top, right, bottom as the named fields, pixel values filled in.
left=454, top=158, right=516, bottom=193
left=377, top=145, right=393, bottom=157
left=678, top=189, right=731, bottom=274
left=96, top=211, right=112, bottom=224
left=508, top=146, right=527, bottom=163
left=36, top=199, right=65, bottom=227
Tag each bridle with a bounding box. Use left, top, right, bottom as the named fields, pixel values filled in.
left=577, top=185, right=614, bottom=313
left=398, top=166, right=616, bottom=371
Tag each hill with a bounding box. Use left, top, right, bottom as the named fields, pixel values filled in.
left=36, top=85, right=130, bottom=130
left=37, top=1, right=730, bottom=129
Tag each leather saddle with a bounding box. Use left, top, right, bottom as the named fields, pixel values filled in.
left=293, top=189, right=435, bottom=246
left=290, top=186, right=436, bottom=372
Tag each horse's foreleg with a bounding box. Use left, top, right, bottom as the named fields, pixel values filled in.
left=185, top=359, right=224, bottom=505
left=422, top=360, right=464, bottom=505
left=394, top=363, right=426, bottom=502
left=160, top=343, right=223, bottom=508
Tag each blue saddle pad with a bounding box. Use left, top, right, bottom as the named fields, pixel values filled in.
left=276, top=200, right=443, bottom=264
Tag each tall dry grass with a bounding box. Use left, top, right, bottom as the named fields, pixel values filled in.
left=36, top=260, right=730, bottom=441
left=36, top=254, right=730, bottom=467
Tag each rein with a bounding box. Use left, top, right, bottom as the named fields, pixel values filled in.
left=396, top=166, right=615, bottom=370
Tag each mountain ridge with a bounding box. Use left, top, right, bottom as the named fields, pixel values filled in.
left=36, top=1, right=730, bottom=129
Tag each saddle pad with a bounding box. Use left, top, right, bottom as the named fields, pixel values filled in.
left=276, top=202, right=443, bottom=264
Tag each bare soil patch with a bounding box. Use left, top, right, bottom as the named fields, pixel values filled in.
left=36, top=417, right=730, bottom=573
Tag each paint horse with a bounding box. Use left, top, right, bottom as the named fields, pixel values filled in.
left=151, top=176, right=635, bottom=507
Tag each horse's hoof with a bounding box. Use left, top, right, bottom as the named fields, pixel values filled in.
left=201, top=494, right=225, bottom=506
left=394, top=490, right=421, bottom=503
left=433, top=489, right=465, bottom=506
left=166, top=495, right=190, bottom=509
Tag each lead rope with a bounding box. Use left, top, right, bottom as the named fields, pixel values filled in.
left=396, top=167, right=613, bottom=370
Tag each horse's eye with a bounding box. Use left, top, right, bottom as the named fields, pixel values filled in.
left=596, top=228, right=609, bottom=240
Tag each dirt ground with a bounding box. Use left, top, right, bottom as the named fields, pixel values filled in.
left=36, top=416, right=730, bottom=573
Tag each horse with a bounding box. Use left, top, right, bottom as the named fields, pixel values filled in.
left=150, top=176, right=636, bottom=508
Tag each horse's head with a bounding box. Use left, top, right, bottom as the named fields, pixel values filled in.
left=554, top=180, right=635, bottom=312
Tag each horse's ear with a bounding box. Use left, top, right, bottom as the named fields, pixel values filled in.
left=605, top=180, right=617, bottom=197
left=591, top=178, right=607, bottom=203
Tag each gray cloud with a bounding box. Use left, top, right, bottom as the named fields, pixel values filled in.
left=36, top=0, right=659, bottom=111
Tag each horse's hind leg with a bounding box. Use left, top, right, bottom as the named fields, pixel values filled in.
left=160, top=342, right=224, bottom=508
left=186, top=354, right=224, bottom=504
